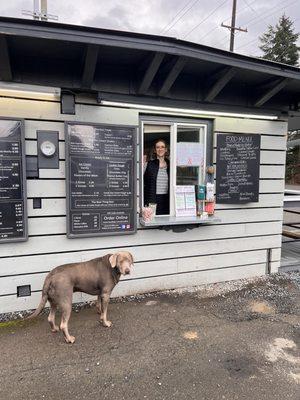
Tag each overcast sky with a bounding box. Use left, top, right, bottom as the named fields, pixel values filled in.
left=0, top=0, right=299, bottom=57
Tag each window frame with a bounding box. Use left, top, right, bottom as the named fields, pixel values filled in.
left=139, top=115, right=214, bottom=226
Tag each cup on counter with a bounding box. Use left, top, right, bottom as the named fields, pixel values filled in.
left=148, top=203, right=157, bottom=217
left=142, top=206, right=155, bottom=222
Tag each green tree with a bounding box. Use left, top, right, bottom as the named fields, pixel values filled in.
left=259, top=14, right=299, bottom=66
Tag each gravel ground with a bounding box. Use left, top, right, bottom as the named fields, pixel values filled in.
left=0, top=271, right=299, bottom=400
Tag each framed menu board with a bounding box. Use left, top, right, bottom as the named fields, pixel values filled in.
left=65, top=122, right=137, bottom=238
left=0, top=118, right=27, bottom=242
left=216, top=133, right=261, bottom=204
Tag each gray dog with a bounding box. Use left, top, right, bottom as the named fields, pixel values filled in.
left=28, top=251, right=134, bottom=343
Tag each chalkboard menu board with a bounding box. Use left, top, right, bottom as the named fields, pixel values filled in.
left=216, top=134, right=261, bottom=203
left=0, top=119, right=27, bottom=242
left=66, top=122, right=137, bottom=237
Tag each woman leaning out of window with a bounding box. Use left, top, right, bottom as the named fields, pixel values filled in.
left=143, top=139, right=170, bottom=215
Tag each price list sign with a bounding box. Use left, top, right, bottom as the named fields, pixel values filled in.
left=66, top=123, right=137, bottom=237
left=216, top=134, right=261, bottom=204
left=0, top=119, right=27, bottom=242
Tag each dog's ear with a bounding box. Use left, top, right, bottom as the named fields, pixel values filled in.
left=109, top=253, right=118, bottom=268
left=129, top=252, right=134, bottom=264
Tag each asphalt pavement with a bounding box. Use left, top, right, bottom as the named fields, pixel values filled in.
left=1, top=273, right=300, bottom=400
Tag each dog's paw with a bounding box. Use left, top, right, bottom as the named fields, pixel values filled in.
left=65, top=335, right=76, bottom=344
left=51, top=326, right=59, bottom=333
left=103, top=320, right=112, bottom=328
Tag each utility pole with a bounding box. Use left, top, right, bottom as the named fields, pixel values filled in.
left=22, top=0, right=58, bottom=21
left=221, top=0, right=247, bottom=52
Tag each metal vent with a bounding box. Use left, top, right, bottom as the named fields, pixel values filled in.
left=17, top=285, right=31, bottom=297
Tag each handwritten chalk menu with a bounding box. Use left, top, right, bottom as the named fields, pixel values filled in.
left=66, top=123, right=136, bottom=237
left=0, top=119, right=27, bottom=242
left=216, top=134, right=261, bottom=203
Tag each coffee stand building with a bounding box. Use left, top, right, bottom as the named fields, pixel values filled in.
left=0, top=17, right=299, bottom=314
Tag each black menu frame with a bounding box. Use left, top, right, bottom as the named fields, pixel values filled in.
left=65, top=121, right=137, bottom=238
left=216, top=133, right=261, bottom=204
left=0, top=117, right=28, bottom=243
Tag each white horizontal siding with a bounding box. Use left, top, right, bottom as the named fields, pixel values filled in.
left=0, top=222, right=281, bottom=277
left=75, top=235, right=281, bottom=262
left=260, top=151, right=286, bottom=165
left=27, top=180, right=66, bottom=197
left=26, top=208, right=283, bottom=236
left=0, top=220, right=282, bottom=259
left=0, top=262, right=274, bottom=314
left=259, top=165, right=285, bottom=179
left=259, top=179, right=284, bottom=193
left=27, top=198, right=66, bottom=216
left=0, top=98, right=139, bottom=125
left=25, top=120, right=65, bottom=140
left=39, top=161, right=66, bottom=179
left=214, top=117, right=287, bottom=135
left=0, top=249, right=272, bottom=296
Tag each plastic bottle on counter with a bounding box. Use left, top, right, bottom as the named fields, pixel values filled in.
left=206, top=182, right=215, bottom=202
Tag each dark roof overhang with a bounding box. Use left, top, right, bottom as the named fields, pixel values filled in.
left=0, top=16, right=300, bottom=116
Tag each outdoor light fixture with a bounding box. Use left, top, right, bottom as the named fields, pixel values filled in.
left=60, top=91, right=76, bottom=114
left=0, top=82, right=61, bottom=101
left=100, top=100, right=278, bottom=121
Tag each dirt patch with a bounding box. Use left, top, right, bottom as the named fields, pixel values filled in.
left=182, top=331, right=199, bottom=340
left=265, top=338, right=299, bottom=364
left=145, top=300, right=158, bottom=306
left=289, top=371, right=300, bottom=383
left=264, top=337, right=300, bottom=385
left=249, top=301, right=275, bottom=315
left=223, top=357, right=259, bottom=378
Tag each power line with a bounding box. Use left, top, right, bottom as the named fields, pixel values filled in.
left=161, top=0, right=200, bottom=34
left=198, top=26, right=219, bottom=42
left=182, top=0, right=230, bottom=39
left=241, top=0, right=259, bottom=15
left=241, top=0, right=298, bottom=28
left=160, top=0, right=197, bottom=34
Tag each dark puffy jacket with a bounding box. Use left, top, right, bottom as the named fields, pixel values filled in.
left=144, top=158, right=169, bottom=205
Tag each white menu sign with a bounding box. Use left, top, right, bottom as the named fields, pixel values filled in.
left=175, top=186, right=196, bottom=217
left=177, top=142, right=204, bottom=166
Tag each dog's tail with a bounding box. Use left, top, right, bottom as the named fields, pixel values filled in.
left=26, top=276, right=51, bottom=319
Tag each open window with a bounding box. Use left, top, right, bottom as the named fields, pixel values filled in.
left=140, top=116, right=217, bottom=226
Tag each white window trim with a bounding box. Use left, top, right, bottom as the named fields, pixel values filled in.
left=141, top=119, right=209, bottom=220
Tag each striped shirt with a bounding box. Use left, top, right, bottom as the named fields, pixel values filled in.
left=156, top=166, right=168, bottom=194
